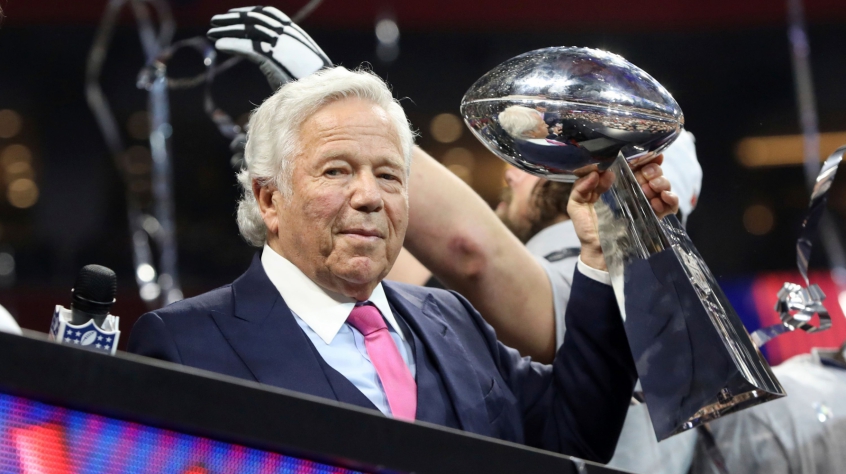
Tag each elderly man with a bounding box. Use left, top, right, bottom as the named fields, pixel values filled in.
left=204, top=5, right=687, bottom=363
left=499, top=105, right=556, bottom=144
left=129, top=66, right=680, bottom=462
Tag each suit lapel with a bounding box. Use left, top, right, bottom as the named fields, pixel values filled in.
left=384, top=283, right=492, bottom=437
left=209, top=255, right=337, bottom=401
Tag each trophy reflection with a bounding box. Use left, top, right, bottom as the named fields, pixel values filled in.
left=498, top=105, right=600, bottom=177
left=461, top=47, right=785, bottom=440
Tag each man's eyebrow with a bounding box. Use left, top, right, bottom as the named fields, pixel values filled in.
left=316, top=150, right=350, bottom=162
left=376, top=158, right=404, bottom=168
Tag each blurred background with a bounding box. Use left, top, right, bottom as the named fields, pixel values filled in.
left=0, top=0, right=845, bottom=362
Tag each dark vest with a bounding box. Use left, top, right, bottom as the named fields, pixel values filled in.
left=305, top=305, right=460, bottom=428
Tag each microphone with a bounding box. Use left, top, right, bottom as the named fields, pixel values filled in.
left=49, top=265, right=121, bottom=355
left=70, top=265, right=117, bottom=328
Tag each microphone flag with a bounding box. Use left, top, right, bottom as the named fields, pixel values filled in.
left=48, top=305, right=120, bottom=355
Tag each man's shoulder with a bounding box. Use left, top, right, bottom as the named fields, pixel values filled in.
left=525, top=220, right=579, bottom=256
left=153, top=284, right=234, bottom=319
left=384, top=279, right=462, bottom=302
left=384, top=279, right=457, bottom=299
left=526, top=221, right=579, bottom=286
left=383, top=280, right=476, bottom=317
left=128, top=283, right=243, bottom=365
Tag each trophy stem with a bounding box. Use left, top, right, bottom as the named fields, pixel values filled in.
left=593, top=154, right=785, bottom=440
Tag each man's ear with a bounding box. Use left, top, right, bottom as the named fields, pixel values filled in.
left=254, top=180, right=280, bottom=235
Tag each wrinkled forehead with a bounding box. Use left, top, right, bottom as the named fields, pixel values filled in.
left=310, top=96, right=393, bottom=129
left=289, top=97, right=409, bottom=180
left=296, top=98, right=405, bottom=162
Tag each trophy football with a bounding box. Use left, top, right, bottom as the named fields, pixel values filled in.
left=461, top=47, right=785, bottom=440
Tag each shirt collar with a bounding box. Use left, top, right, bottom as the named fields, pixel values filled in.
left=260, top=244, right=404, bottom=345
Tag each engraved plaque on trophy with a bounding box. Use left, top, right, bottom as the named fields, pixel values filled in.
left=460, top=47, right=785, bottom=440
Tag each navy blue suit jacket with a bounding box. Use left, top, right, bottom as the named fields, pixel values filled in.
left=128, top=255, right=637, bottom=463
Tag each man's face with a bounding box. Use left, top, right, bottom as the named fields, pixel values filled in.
left=270, top=97, right=408, bottom=299
left=526, top=115, right=549, bottom=139
left=496, top=166, right=541, bottom=242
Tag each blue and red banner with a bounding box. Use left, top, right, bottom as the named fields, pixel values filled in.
left=721, top=270, right=846, bottom=365
left=0, top=393, right=360, bottom=474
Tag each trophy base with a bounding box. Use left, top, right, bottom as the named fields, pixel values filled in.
left=673, top=387, right=779, bottom=435
left=596, top=154, right=785, bottom=440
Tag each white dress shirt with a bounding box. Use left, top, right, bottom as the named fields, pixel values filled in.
left=261, top=244, right=415, bottom=416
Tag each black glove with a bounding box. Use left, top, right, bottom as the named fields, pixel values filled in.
left=208, top=6, right=332, bottom=89
left=229, top=132, right=247, bottom=170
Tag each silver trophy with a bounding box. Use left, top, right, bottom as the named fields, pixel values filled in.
left=461, top=47, right=785, bottom=440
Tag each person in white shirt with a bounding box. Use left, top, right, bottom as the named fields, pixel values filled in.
left=0, top=303, right=21, bottom=335
left=692, top=347, right=846, bottom=474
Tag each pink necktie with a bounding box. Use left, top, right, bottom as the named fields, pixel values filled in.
left=347, top=303, right=417, bottom=421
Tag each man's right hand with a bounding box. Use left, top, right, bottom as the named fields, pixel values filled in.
left=567, top=169, right=616, bottom=271
left=208, top=6, right=332, bottom=89
left=569, top=155, right=678, bottom=271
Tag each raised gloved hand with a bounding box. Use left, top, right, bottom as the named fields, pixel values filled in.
left=228, top=132, right=248, bottom=170
left=208, top=6, right=332, bottom=89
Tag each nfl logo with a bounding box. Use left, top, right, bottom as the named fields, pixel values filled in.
left=48, top=305, right=120, bottom=355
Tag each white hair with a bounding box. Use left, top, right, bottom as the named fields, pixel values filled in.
left=237, top=66, right=416, bottom=247
left=498, top=105, right=543, bottom=138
